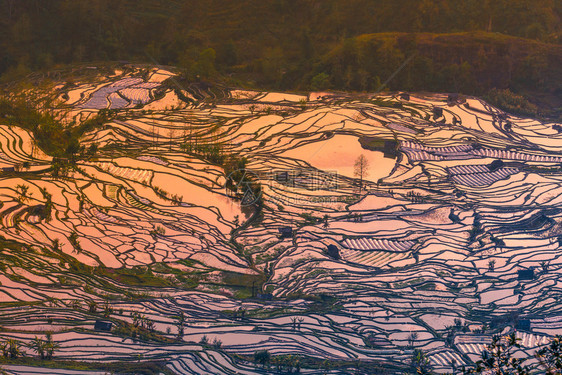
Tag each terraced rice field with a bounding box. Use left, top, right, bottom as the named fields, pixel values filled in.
left=0, top=66, right=561, bottom=373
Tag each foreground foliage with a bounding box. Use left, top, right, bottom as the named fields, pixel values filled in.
left=461, top=334, right=562, bottom=375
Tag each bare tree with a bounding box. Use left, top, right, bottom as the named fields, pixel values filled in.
left=354, top=154, right=369, bottom=192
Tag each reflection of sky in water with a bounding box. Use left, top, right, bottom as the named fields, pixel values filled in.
left=281, top=134, right=395, bottom=181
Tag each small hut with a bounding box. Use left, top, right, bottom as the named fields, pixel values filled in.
left=518, top=269, right=534, bottom=281
left=278, top=227, right=293, bottom=239
left=326, top=244, right=340, bottom=260
left=94, top=320, right=112, bottom=331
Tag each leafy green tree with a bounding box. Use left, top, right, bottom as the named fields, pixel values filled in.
left=28, top=337, right=46, bottom=359
left=194, top=48, right=217, bottom=79
left=271, top=354, right=302, bottom=373
left=65, top=138, right=80, bottom=158
left=44, top=332, right=60, bottom=360
left=261, top=46, right=285, bottom=85
left=2, top=339, right=22, bottom=358
left=254, top=350, right=271, bottom=367
left=175, top=311, right=186, bottom=339
left=310, top=72, right=330, bottom=91
left=15, top=183, right=31, bottom=204
left=69, top=231, right=82, bottom=253
left=411, top=349, right=433, bottom=374
left=217, top=40, right=237, bottom=67
left=27, top=332, right=59, bottom=360
left=88, top=300, right=97, bottom=313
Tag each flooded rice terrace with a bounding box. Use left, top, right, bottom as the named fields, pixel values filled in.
left=0, top=66, right=561, bottom=373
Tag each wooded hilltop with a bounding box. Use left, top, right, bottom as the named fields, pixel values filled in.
left=1, top=0, right=560, bottom=116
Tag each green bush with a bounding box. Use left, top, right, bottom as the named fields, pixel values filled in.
left=484, top=88, right=538, bottom=117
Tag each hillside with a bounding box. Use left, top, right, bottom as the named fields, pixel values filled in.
left=0, top=1, right=562, bottom=373
left=0, top=1, right=560, bottom=113
left=0, top=66, right=560, bottom=373
left=316, top=32, right=562, bottom=115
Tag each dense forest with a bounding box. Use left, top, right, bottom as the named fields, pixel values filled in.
left=0, top=0, right=561, bottom=115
